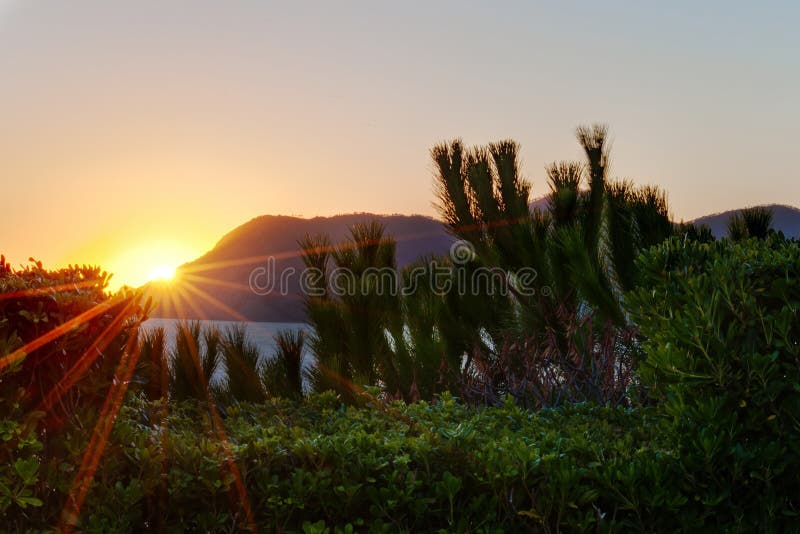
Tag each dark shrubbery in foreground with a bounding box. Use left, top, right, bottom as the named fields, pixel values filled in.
left=628, top=235, right=800, bottom=528
left=33, top=395, right=681, bottom=532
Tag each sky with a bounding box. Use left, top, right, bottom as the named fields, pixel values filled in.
left=1, top=1, right=798, bottom=289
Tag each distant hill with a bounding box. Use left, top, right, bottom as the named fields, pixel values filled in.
left=144, top=214, right=455, bottom=322
left=145, top=203, right=800, bottom=322
left=691, top=204, right=800, bottom=239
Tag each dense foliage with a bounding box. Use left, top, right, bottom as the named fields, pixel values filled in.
left=628, top=235, right=800, bottom=528
left=20, top=394, right=689, bottom=532
left=300, top=126, right=678, bottom=407
left=0, top=257, right=148, bottom=527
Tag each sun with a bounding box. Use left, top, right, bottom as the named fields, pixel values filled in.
left=86, top=237, right=206, bottom=290
left=148, top=264, right=177, bottom=282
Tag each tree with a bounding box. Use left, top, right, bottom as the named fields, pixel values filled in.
left=301, top=222, right=400, bottom=402
left=431, top=125, right=672, bottom=406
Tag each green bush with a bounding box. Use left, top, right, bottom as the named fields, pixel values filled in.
left=628, top=236, right=800, bottom=529
left=0, top=259, right=147, bottom=418
left=0, top=390, right=44, bottom=528
left=19, top=394, right=690, bottom=533
left=0, top=257, right=148, bottom=530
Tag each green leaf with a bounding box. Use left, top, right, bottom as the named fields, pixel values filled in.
left=13, top=458, right=39, bottom=485
left=14, top=495, right=43, bottom=508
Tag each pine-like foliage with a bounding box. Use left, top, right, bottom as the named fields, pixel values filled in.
left=260, top=329, right=306, bottom=400
left=133, top=326, right=168, bottom=401
left=728, top=206, right=774, bottom=240
left=301, top=222, right=400, bottom=402
left=432, top=124, right=673, bottom=406
left=169, top=321, right=221, bottom=402
left=219, top=323, right=265, bottom=403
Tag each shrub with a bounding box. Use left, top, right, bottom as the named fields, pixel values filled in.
left=0, top=385, right=45, bottom=529
left=0, top=259, right=146, bottom=421
left=431, top=127, right=670, bottom=407
left=48, top=395, right=689, bottom=532
left=0, top=257, right=148, bottom=529
left=628, top=236, right=800, bottom=528
left=300, top=223, right=403, bottom=402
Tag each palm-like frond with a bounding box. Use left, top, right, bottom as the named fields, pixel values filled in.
left=201, top=325, right=223, bottom=386
left=134, top=326, right=167, bottom=401
left=728, top=206, right=774, bottom=240
left=555, top=226, right=626, bottom=326
left=576, top=124, right=609, bottom=255
left=220, top=323, right=264, bottom=403
left=605, top=180, right=640, bottom=293
left=432, top=140, right=475, bottom=234
left=169, top=321, right=207, bottom=401
left=261, top=329, right=306, bottom=400
left=547, top=161, right=584, bottom=228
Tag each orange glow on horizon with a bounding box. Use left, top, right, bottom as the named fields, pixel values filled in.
left=101, top=240, right=200, bottom=290
left=59, top=230, right=217, bottom=292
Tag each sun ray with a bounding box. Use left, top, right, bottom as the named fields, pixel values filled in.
left=169, top=283, right=211, bottom=320
left=39, top=298, right=137, bottom=413
left=180, top=272, right=255, bottom=292
left=0, top=279, right=100, bottom=301
left=171, top=321, right=258, bottom=531
left=205, top=400, right=258, bottom=532
left=178, top=225, right=453, bottom=278
left=57, top=324, right=143, bottom=533
left=177, top=254, right=273, bottom=275
left=0, top=295, right=123, bottom=373
left=178, top=280, right=251, bottom=322
left=160, top=284, right=194, bottom=321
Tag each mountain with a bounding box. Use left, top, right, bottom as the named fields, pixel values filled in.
left=144, top=214, right=455, bottom=322
left=690, top=204, right=800, bottom=239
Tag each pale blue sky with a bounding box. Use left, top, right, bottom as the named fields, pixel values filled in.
left=1, top=1, right=798, bottom=284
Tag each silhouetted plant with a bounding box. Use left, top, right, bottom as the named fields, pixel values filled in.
left=132, top=326, right=168, bottom=401
left=606, top=181, right=673, bottom=292
left=169, top=321, right=220, bottom=402
left=301, top=223, right=400, bottom=402
left=384, top=257, right=467, bottom=401
left=432, top=124, right=671, bottom=406
left=260, top=329, right=306, bottom=400
left=675, top=221, right=715, bottom=243
left=220, top=323, right=265, bottom=403
left=547, top=161, right=582, bottom=228
left=576, top=124, right=609, bottom=256
left=727, top=205, right=774, bottom=240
